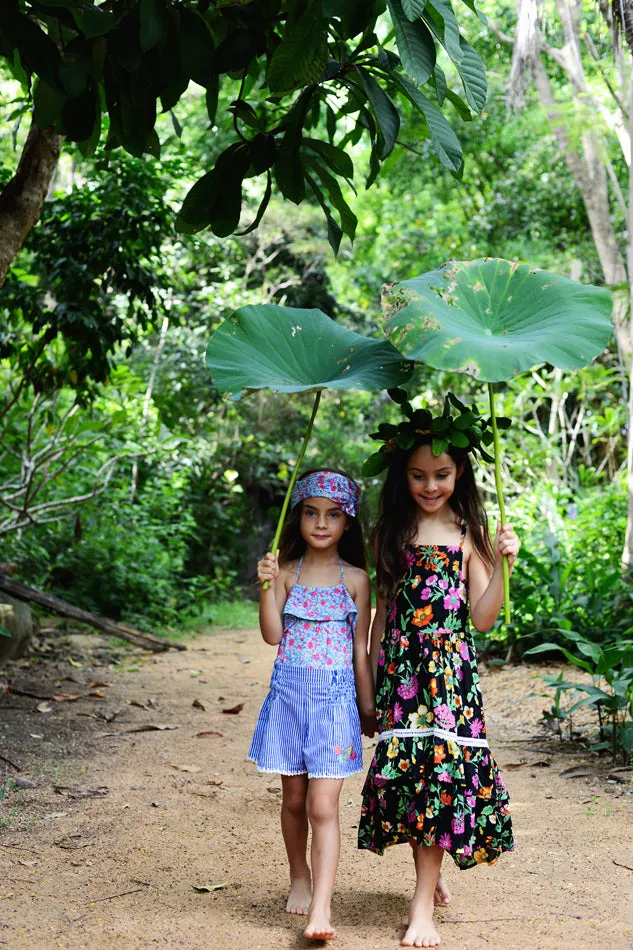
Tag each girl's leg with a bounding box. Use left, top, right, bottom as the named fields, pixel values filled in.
left=402, top=843, right=444, bottom=948
left=409, top=840, right=452, bottom=906
left=280, top=774, right=312, bottom=914
left=303, top=777, right=344, bottom=941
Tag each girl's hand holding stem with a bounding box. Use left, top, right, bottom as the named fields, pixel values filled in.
left=258, top=551, right=280, bottom=587
left=494, top=522, right=519, bottom=574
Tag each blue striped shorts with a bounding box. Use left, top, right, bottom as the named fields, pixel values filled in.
left=248, top=662, right=363, bottom=779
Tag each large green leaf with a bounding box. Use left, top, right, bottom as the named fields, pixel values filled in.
left=381, top=259, right=613, bottom=382
left=207, top=304, right=414, bottom=398
left=388, top=0, right=436, bottom=86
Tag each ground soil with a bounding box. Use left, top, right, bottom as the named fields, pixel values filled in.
left=1, top=624, right=632, bottom=950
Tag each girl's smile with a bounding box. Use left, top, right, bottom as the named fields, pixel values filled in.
left=406, top=445, right=460, bottom=516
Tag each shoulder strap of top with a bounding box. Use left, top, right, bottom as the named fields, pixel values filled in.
left=295, top=557, right=303, bottom=582
left=339, top=557, right=345, bottom=583
left=459, top=523, right=467, bottom=547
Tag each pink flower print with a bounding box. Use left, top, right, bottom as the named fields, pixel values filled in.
left=470, top=814, right=476, bottom=828
left=404, top=550, right=416, bottom=567
left=425, top=574, right=438, bottom=586
left=469, top=717, right=484, bottom=737
left=459, top=642, right=469, bottom=660
left=326, top=637, right=332, bottom=645
left=451, top=817, right=465, bottom=835
left=388, top=600, right=398, bottom=622
left=397, top=675, right=419, bottom=700
left=421, top=588, right=431, bottom=601
left=378, top=648, right=385, bottom=667
left=447, top=544, right=460, bottom=553
left=393, top=701, right=403, bottom=723
left=434, top=703, right=456, bottom=730
left=373, top=772, right=388, bottom=787
left=326, top=658, right=333, bottom=666
left=312, top=653, right=320, bottom=661
left=443, top=588, right=461, bottom=611
left=495, top=772, right=507, bottom=790
left=462, top=844, right=473, bottom=856
left=471, top=773, right=479, bottom=789
left=334, top=746, right=342, bottom=755
left=439, top=833, right=452, bottom=850
left=466, top=793, right=476, bottom=808
left=391, top=627, right=401, bottom=642
left=438, top=578, right=449, bottom=590
left=438, top=770, right=451, bottom=782
left=350, top=749, right=357, bottom=760
left=307, top=640, right=314, bottom=649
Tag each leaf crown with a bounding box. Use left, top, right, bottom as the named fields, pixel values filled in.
left=363, top=388, right=511, bottom=475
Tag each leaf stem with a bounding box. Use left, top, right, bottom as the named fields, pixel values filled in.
left=262, top=390, right=322, bottom=590
left=488, top=383, right=511, bottom=623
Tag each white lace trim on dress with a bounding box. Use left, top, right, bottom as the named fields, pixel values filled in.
left=377, top=727, right=489, bottom=749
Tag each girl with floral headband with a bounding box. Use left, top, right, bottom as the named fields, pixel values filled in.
left=358, top=395, right=520, bottom=948
left=250, top=469, right=374, bottom=942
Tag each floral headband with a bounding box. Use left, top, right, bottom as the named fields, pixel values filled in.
left=363, top=388, right=511, bottom=475
left=291, top=471, right=361, bottom=517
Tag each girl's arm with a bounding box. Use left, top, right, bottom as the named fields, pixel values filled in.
left=351, top=569, right=376, bottom=737
left=257, top=552, right=287, bottom=645
left=468, top=523, right=520, bottom=632
left=369, top=594, right=386, bottom=685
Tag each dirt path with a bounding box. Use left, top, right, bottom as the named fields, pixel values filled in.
left=1, top=627, right=633, bottom=950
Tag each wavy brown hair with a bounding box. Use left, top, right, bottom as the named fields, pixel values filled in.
left=374, top=444, right=493, bottom=597
left=278, top=469, right=367, bottom=571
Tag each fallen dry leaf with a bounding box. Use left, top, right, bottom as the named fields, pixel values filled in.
left=53, top=693, right=83, bottom=702
left=36, top=702, right=52, bottom=713
left=222, top=703, right=244, bottom=715
left=192, top=699, right=206, bottom=710
left=55, top=835, right=92, bottom=849
left=170, top=764, right=202, bottom=773
left=55, top=786, right=109, bottom=799
left=195, top=731, right=223, bottom=738
left=128, top=699, right=151, bottom=710
left=126, top=724, right=178, bottom=733
left=88, top=691, right=106, bottom=699
left=207, top=780, right=223, bottom=787
left=88, top=681, right=110, bottom=688
left=192, top=882, right=226, bottom=893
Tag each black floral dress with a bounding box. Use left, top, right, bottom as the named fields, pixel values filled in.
left=358, top=527, right=514, bottom=869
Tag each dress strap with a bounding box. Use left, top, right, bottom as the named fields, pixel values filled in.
left=339, top=557, right=345, bottom=583
left=295, top=557, right=303, bottom=582
left=459, top=523, right=467, bottom=547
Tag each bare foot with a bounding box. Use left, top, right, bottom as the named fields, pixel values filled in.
left=401, top=897, right=440, bottom=948
left=434, top=874, right=452, bottom=906
left=286, top=876, right=312, bottom=915
left=304, top=907, right=336, bottom=941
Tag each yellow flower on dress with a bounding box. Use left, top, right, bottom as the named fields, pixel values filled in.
left=447, top=739, right=458, bottom=757
left=474, top=848, right=489, bottom=864
left=464, top=706, right=474, bottom=719
left=428, top=660, right=436, bottom=673
left=411, top=575, right=422, bottom=589
left=408, top=712, right=420, bottom=729
left=386, top=738, right=399, bottom=759
left=399, top=759, right=409, bottom=771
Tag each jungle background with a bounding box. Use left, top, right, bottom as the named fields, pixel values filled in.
left=1, top=0, right=632, bottom=764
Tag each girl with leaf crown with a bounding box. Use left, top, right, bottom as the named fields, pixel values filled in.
left=251, top=469, right=375, bottom=942
left=358, top=390, right=519, bottom=949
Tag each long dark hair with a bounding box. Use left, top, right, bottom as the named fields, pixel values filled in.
left=278, top=469, right=367, bottom=570
left=374, top=443, right=493, bottom=597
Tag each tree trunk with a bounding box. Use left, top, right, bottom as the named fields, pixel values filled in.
left=0, top=118, right=63, bottom=288
left=624, top=71, right=633, bottom=573
left=0, top=573, right=187, bottom=653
